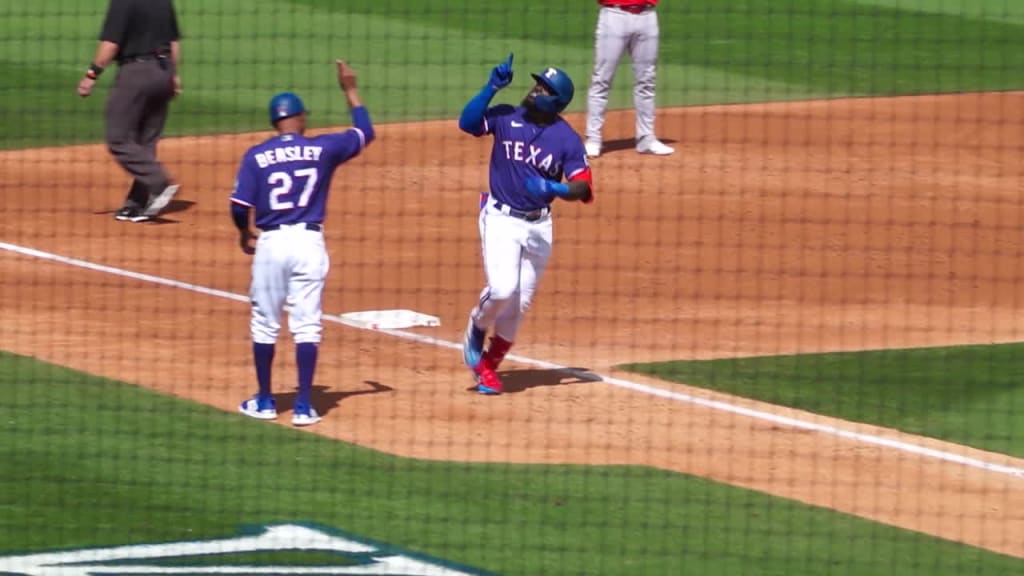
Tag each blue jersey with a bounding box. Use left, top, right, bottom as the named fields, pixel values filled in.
left=483, top=105, right=588, bottom=211
left=230, top=130, right=367, bottom=228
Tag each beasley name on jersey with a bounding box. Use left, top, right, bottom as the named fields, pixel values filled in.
left=482, top=105, right=588, bottom=211
left=231, top=131, right=365, bottom=228
left=253, top=144, right=324, bottom=167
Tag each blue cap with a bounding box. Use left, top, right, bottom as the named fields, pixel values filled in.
left=268, top=92, right=305, bottom=125
left=530, top=67, right=575, bottom=113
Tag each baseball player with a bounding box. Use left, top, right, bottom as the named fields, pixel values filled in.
left=231, top=60, right=375, bottom=426
left=458, top=53, right=594, bottom=395
left=585, top=0, right=674, bottom=157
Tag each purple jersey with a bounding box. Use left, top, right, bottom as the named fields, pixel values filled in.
left=230, top=130, right=367, bottom=228
left=483, top=105, right=589, bottom=211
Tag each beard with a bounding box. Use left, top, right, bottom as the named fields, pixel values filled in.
left=521, top=88, right=558, bottom=125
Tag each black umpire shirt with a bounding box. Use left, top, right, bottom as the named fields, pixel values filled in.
left=100, top=0, right=180, bottom=62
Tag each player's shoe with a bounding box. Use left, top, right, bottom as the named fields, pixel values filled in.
left=462, top=319, right=486, bottom=369
left=142, top=183, right=181, bottom=217
left=239, top=396, right=278, bottom=420
left=114, top=206, right=150, bottom=223
left=473, top=362, right=503, bottom=395
left=291, top=407, right=322, bottom=427
left=637, top=138, right=674, bottom=156
left=585, top=141, right=601, bottom=158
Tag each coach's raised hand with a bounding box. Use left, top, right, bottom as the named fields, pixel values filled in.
left=335, top=59, right=375, bottom=145
left=489, top=52, right=514, bottom=90
left=336, top=59, right=362, bottom=108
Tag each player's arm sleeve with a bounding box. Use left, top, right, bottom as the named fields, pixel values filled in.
left=229, top=157, right=257, bottom=231
left=564, top=142, right=594, bottom=203
left=567, top=167, right=594, bottom=204
left=350, top=106, right=375, bottom=146
left=458, top=85, right=499, bottom=136
left=230, top=203, right=249, bottom=232
left=319, top=106, right=375, bottom=164
left=98, top=0, right=128, bottom=44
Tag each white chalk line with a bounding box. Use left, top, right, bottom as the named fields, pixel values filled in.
left=1, top=240, right=1022, bottom=480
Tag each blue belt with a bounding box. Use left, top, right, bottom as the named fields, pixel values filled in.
left=261, top=222, right=322, bottom=232
left=491, top=200, right=550, bottom=222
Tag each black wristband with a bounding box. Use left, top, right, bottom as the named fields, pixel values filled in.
left=86, top=64, right=104, bottom=79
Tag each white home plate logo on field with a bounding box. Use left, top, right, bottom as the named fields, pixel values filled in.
left=0, top=523, right=489, bottom=575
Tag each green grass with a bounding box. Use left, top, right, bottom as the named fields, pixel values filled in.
left=1, top=0, right=1022, bottom=147
left=1, top=351, right=1021, bottom=574
left=854, top=0, right=1024, bottom=24
left=621, top=343, right=1024, bottom=457
left=294, top=0, right=1024, bottom=96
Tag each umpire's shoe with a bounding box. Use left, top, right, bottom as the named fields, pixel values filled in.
left=114, top=206, right=150, bottom=222
left=143, top=184, right=181, bottom=217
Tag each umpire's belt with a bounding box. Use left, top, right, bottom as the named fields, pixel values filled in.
left=261, top=222, right=322, bottom=232
left=118, top=52, right=170, bottom=65
left=491, top=199, right=550, bottom=222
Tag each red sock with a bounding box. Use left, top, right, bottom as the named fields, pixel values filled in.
left=483, top=335, right=512, bottom=369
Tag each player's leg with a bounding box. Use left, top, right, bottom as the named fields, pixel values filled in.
left=464, top=210, right=526, bottom=369
left=586, top=7, right=630, bottom=154
left=492, top=217, right=552, bottom=343
left=631, top=11, right=672, bottom=154
left=241, top=235, right=289, bottom=420
left=477, top=218, right=553, bottom=395
left=286, top=231, right=329, bottom=426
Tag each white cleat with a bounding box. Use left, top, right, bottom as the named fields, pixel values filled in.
left=637, top=139, right=675, bottom=156
left=585, top=141, right=601, bottom=158
left=292, top=408, right=322, bottom=427
left=239, top=397, right=278, bottom=420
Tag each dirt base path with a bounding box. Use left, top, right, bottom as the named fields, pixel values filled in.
left=1, top=92, right=1023, bottom=557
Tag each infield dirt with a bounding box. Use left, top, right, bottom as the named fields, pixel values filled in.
left=1, top=92, right=1022, bottom=556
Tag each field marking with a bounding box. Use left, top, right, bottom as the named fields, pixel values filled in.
left=2, top=240, right=1023, bottom=480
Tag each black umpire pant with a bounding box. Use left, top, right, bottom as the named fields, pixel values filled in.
left=105, top=57, right=176, bottom=209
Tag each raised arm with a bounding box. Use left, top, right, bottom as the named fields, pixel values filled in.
left=337, top=59, right=375, bottom=144
left=459, top=52, right=514, bottom=136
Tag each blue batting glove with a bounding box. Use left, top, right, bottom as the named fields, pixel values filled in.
left=489, top=52, right=514, bottom=90
left=525, top=176, right=569, bottom=199
left=524, top=176, right=552, bottom=199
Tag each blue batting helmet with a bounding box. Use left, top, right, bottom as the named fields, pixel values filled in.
left=268, top=92, right=306, bottom=125
left=530, top=67, right=575, bottom=114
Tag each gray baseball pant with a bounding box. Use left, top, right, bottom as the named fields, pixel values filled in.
left=105, top=58, right=176, bottom=209
left=585, top=6, right=661, bottom=147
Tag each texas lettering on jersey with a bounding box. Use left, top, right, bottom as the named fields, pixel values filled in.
left=231, top=131, right=366, bottom=228
left=498, top=140, right=563, bottom=178
left=482, top=105, right=588, bottom=211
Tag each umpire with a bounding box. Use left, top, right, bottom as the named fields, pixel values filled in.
left=78, top=0, right=182, bottom=222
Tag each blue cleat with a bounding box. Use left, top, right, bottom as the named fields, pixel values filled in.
left=462, top=319, right=485, bottom=369
left=239, top=395, right=278, bottom=420
left=291, top=406, right=322, bottom=427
